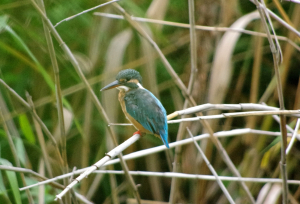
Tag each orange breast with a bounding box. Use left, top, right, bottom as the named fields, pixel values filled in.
left=118, top=90, right=150, bottom=134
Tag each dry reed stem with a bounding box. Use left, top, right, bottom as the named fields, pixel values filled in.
left=0, top=165, right=64, bottom=189
left=26, top=94, right=54, bottom=178
left=54, top=0, right=120, bottom=27
left=167, top=110, right=299, bottom=123
left=29, top=1, right=142, bottom=202
left=19, top=128, right=297, bottom=191
left=93, top=12, right=300, bottom=51
left=0, top=79, right=65, bottom=168
left=55, top=134, right=141, bottom=200
left=37, top=0, right=70, bottom=201
left=169, top=0, right=198, bottom=202
left=0, top=108, right=34, bottom=203
left=286, top=119, right=300, bottom=155
left=112, top=3, right=255, bottom=202
left=187, top=128, right=235, bottom=204
left=253, top=0, right=288, bottom=202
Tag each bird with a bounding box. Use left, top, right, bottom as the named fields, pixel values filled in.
left=101, top=69, right=169, bottom=148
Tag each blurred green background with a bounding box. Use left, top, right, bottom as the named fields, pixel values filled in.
left=0, top=0, right=300, bottom=203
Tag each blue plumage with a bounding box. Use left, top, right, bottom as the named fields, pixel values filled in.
left=124, top=89, right=169, bottom=148
left=101, top=69, right=169, bottom=148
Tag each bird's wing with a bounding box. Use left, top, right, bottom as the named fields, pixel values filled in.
left=124, top=89, right=169, bottom=147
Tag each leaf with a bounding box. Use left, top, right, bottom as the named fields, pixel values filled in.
left=0, top=159, right=21, bottom=204
left=256, top=183, right=281, bottom=204
left=146, top=0, right=169, bottom=30
left=18, top=114, right=35, bottom=144
left=0, top=192, right=12, bottom=204
left=0, top=15, right=8, bottom=33
left=4, top=25, right=73, bottom=111
left=0, top=161, right=7, bottom=197
left=102, top=29, right=133, bottom=122
left=13, top=137, right=27, bottom=166
left=208, top=11, right=260, bottom=104
left=260, top=150, right=270, bottom=168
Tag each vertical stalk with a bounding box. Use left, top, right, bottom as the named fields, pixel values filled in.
left=0, top=109, right=34, bottom=203
left=169, top=0, right=197, bottom=202
left=29, top=1, right=141, bottom=203
left=36, top=0, right=70, bottom=202
left=253, top=0, right=288, bottom=203
left=113, top=2, right=255, bottom=203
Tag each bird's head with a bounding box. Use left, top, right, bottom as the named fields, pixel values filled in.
left=101, top=69, right=143, bottom=92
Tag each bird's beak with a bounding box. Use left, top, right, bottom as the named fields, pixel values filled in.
left=100, top=80, right=120, bottom=91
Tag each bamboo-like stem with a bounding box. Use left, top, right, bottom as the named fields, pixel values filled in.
left=0, top=35, right=191, bottom=124
left=21, top=128, right=293, bottom=191
left=0, top=109, right=34, bottom=203
left=55, top=134, right=141, bottom=200
left=169, top=0, right=197, bottom=201
left=81, top=170, right=300, bottom=185
left=187, top=128, right=235, bottom=204
left=26, top=94, right=53, bottom=178
left=112, top=3, right=194, bottom=105
left=29, top=1, right=142, bottom=202
left=37, top=0, right=70, bottom=202
left=0, top=79, right=65, bottom=168
left=81, top=94, right=93, bottom=195
left=0, top=165, right=93, bottom=203
left=17, top=166, right=300, bottom=190
left=272, top=114, right=300, bottom=140
left=272, top=0, right=293, bottom=25
left=248, top=0, right=300, bottom=38
left=54, top=0, right=120, bottom=27
left=167, top=110, right=299, bottom=123
left=0, top=165, right=64, bottom=189
left=253, top=0, right=288, bottom=203
left=272, top=114, right=300, bottom=154
left=267, top=8, right=300, bottom=38
left=286, top=119, right=300, bottom=155
left=93, top=12, right=300, bottom=52
left=112, top=3, right=255, bottom=202
left=167, top=103, right=286, bottom=120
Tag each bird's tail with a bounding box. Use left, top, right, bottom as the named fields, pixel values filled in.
left=161, top=135, right=170, bottom=148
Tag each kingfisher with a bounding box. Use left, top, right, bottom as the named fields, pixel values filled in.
left=101, top=69, right=169, bottom=148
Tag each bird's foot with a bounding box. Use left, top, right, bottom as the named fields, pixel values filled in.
left=133, top=130, right=142, bottom=136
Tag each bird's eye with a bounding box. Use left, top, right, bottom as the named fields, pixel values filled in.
left=119, top=79, right=127, bottom=83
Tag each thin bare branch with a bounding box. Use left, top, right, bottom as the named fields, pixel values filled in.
left=0, top=108, right=34, bottom=203
left=169, top=0, right=198, bottom=201
left=54, top=0, right=120, bottom=27
left=0, top=79, right=65, bottom=167
left=29, top=0, right=142, bottom=202
left=21, top=128, right=292, bottom=191
left=168, top=110, right=299, bottom=123
left=94, top=12, right=300, bottom=52
left=55, top=133, right=141, bottom=200
left=286, top=119, right=300, bottom=154
left=187, top=128, right=235, bottom=204
left=37, top=1, right=70, bottom=201
left=252, top=0, right=289, bottom=202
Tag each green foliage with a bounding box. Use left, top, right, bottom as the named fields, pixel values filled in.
left=18, top=114, right=36, bottom=144
left=0, top=159, right=21, bottom=204
left=0, top=0, right=299, bottom=203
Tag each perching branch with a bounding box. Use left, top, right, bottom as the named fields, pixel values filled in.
left=29, top=0, right=142, bottom=202
left=21, top=128, right=294, bottom=191
left=54, top=133, right=141, bottom=200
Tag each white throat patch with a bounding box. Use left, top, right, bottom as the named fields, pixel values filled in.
left=137, top=83, right=145, bottom=89
left=116, top=85, right=129, bottom=92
